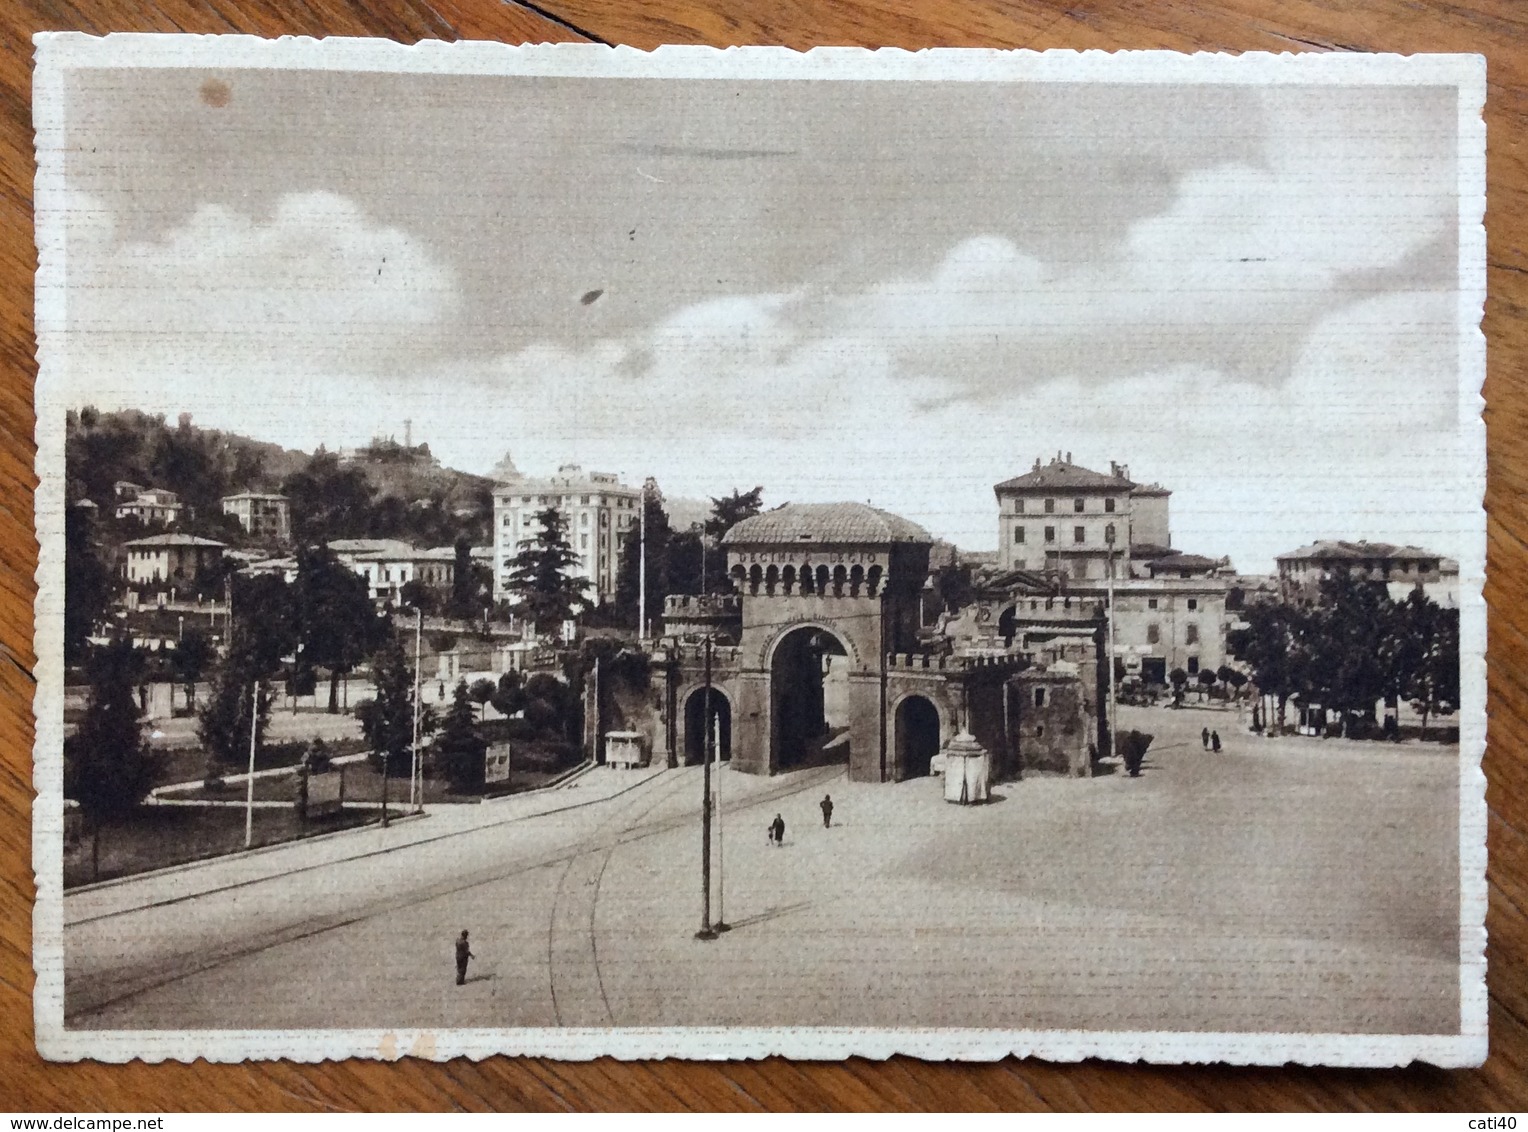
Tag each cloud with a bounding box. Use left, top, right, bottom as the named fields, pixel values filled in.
left=65, top=191, right=459, bottom=385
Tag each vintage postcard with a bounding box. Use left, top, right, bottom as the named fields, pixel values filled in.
left=32, top=37, right=1487, bottom=1065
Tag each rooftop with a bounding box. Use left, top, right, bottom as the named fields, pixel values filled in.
left=1276, top=539, right=1440, bottom=563
left=722, top=502, right=932, bottom=546
left=1131, top=482, right=1172, bottom=498
left=1147, top=553, right=1223, bottom=572
left=353, top=544, right=459, bottom=563
left=221, top=491, right=288, bottom=502
left=123, top=534, right=225, bottom=548
left=995, top=455, right=1136, bottom=494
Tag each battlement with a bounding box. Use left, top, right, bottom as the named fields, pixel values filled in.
left=884, top=652, right=1026, bottom=673
left=663, top=593, right=741, bottom=616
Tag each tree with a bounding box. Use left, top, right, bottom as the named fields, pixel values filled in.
left=228, top=573, right=298, bottom=675
left=448, top=537, right=492, bottom=620
left=398, top=578, right=439, bottom=616
left=1406, top=599, right=1460, bottom=737
left=491, top=670, right=526, bottom=719
left=505, top=506, right=590, bottom=631
left=196, top=635, right=275, bottom=779
left=1196, top=668, right=1217, bottom=697
left=614, top=481, right=671, bottom=627
left=1215, top=665, right=1247, bottom=697
left=281, top=451, right=376, bottom=544
left=468, top=677, right=497, bottom=721
left=356, top=636, right=414, bottom=776
left=703, top=486, right=764, bottom=593
left=64, top=638, right=162, bottom=880
left=1168, top=667, right=1188, bottom=707
left=170, top=628, right=214, bottom=711
left=704, top=486, right=765, bottom=542
left=64, top=504, right=113, bottom=664
left=292, top=544, right=384, bottom=713
left=434, top=680, right=487, bottom=793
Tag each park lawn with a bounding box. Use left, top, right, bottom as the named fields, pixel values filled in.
left=63, top=805, right=391, bottom=889
left=175, top=761, right=573, bottom=806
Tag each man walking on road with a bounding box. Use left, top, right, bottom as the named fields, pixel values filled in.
left=771, top=813, right=786, bottom=847
left=455, top=929, right=474, bottom=985
left=1201, top=727, right=1210, bottom=750
left=1211, top=730, right=1222, bottom=753
left=820, top=794, right=834, bottom=828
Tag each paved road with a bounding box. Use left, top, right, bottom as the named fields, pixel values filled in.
left=66, top=713, right=1463, bottom=1035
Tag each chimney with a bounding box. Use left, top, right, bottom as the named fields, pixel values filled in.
left=1065, top=451, right=1072, bottom=464
left=1033, top=457, right=1041, bottom=472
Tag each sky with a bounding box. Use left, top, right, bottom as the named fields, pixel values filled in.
left=53, top=68, right=1469, bottom=572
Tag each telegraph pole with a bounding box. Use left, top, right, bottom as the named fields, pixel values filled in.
left=638, top=481, right=648, bottom=641
left=696, top=633, right=717, bottom=941
left=244, top=680, right=259, bottom=849
left=411, top=604, right=423, bottom=814
left=1106, top=534, right=1119, bottom=757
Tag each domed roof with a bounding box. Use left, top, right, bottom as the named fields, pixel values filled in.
left=721, top=502, right=932, bottom=546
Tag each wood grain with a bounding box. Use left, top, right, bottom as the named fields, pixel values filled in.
left=2, top=0, right=1525, bottom=1111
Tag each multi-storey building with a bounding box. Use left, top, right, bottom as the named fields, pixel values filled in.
left=220, top=491, right=291, bottom=543
left=114, top=486, right=181, bottom=527
left=993, top=454, right=1134, bottom=581
left=1275, top=539, right=1447, bottom=601
left=492, top=464, right=641, bottom=608
left=121, top=533, right=224, bottom=588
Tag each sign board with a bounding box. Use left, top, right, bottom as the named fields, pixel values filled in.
left=484, top=743, right=512, bottom=785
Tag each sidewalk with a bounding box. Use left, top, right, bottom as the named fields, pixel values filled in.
left=63, top=765, right=666, bottom=926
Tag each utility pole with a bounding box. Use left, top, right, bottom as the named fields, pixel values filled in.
left=638, top=480, right=648, bottom=641
left=1106, top=534, right=1119, bottom=758
left=411, top=605, right=423, bottom=814
left=713, top=682, right=729, bottom=933
left=244, top=680, right=259, bottom=849
left=696, top=633, right=717, bottom=941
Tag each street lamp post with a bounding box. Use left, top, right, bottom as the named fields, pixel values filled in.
left=244, top=680, right=259, bottom=849
left=696, top=633, right=717, bottom=941
left=638, top=480, right=648, bottom=642
left=1105, top=531, right=1119, bottom=758
left=411, top=605, right=423, bottom=814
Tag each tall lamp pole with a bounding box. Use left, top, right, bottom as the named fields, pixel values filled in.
left=696, top=633, right=717, bottom=941
left=1106, top=530, right=1119, bottom=758
left=638, top=480, right=648, bottom=641
left=244, top=680, right=259, bottom=849
left=411, top=604, right=423, bottom=814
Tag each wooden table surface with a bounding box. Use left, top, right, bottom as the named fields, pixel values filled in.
left=2, top=0, right=1525, bottom=1113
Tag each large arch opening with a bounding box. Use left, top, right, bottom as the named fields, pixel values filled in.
left=895, top=695, right=941, bottom=779
left=683, top=686, right=732, bottom=765
left=770, top=626, right=850, bottom=771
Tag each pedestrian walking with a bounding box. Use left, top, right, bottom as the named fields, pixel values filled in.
left=771, top=812, right=786, bottom=847
left=1211, top=730, right=1222, bottom=753
left=1201, top=727, right=1210, bottom=750
left=820, top=794, right=834, bottom=829
left=454, top=929, right=474, bottom=985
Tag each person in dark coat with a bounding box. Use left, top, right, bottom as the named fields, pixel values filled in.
left=771, top=813, right=785, bottom=846
left=1211, top=730, right=1222, bottom=753
left=1201, top=727, right=1210, bottom=750
left=820, top=794, right=834, bottom=828
left=455, top=929, right=474, bottom=985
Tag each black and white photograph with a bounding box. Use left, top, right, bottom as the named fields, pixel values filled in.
left=31, top=38, right=1486, bottom=1065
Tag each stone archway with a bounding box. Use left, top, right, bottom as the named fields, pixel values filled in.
left=683, top=685, right=732, bottom=765
left=769, top=625, right=851, bottom=771
left=895, top=695, right=941, bottom=779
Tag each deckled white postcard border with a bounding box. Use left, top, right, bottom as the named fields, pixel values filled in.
left=31, top=35, right=1488, bottom=1066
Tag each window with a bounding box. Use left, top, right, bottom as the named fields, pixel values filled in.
left=1148, top=597, right=1158, bottom=610
left=1186, top=623, right=1199, bottom=645
left=1073, top=526, right=1085, bottom=544
left=581, top=513, right=590, bottom=526
left=1014, top=526, right=1026, bottom=545
left=1187, top=656, right=1200, bottom=675
left=1187, top=597, right=1198, bottom=611
left=1044, top=526, right=1056, bottom=543
left=1034, top=687, right=1047, bottom=707
left=1073, top=498, right=1084, bottom=513
left=502, top=514, right=513, bottom=528
left=1105, top=522, right=1117, bottom=546
left=581, top=495, right=591, bottom=505
left=1147, top=623, right=1160, bottom=644
left=1105, top=497, right=1116, bottom=513
left=1044, top=498, right=1055, bottom=514
left=1016, top=498, right=1025, bottom=514
left=580, top=534, right=589, bottom=549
